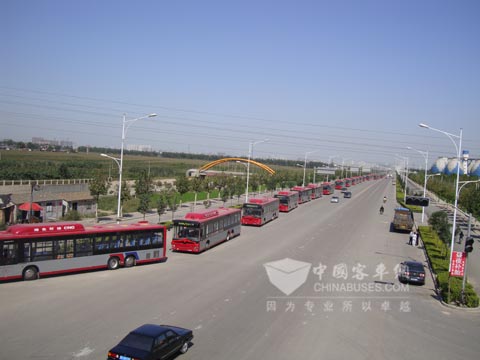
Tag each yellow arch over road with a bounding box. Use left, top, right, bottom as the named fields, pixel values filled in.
left=199, top=157, right=276, bottom=175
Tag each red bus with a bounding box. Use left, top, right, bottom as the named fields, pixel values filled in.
left=0, top=221, right=167, bottom=281
left=291, top=186, right=312, bottom=204
left=172, top=207, right=241, bottom=253
left=334, top=179, right=345, bottom=190
left=307, top=183, right=322, bottom=199
left=241, top=197, right=279, bottom=226
left=274, top=191, right=299, bottom=212
left=322, top=182, right=334, bottom=195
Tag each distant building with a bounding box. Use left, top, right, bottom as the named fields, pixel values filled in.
left=126, top=144, right=153, bottom=152
left=431, top=157, right=480, bottom=176
left=32, top=137, right=74, bottom=148
left=0, top=180, right=95, bottom=225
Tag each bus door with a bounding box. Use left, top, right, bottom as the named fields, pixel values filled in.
left=0, top=241, right=18, bottom=265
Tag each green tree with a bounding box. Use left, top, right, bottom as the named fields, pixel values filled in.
left=190, top=176, right=204, bottom=211
left=119, top=181, right=131, bottom=217
left=250, top=174, right=260, bottom=197
left=138, top=194, right=150, bottom=220
left=175, top=174, right=190, bottom=208
left=428, top=211, right=451, bottom=258
left=156, top=191, right=169, bottom=223
left=213, top=175, right=228, bottom=194
left=203, top=179, right=215, bottom=201
left=134, top=170, right=153, bottom=197
left=175, top=174, right=190, bottom=195
left=265, top=174, right=278, bottom=195
left=166, top=190, right=180, bottom=221
left=59, top=163, right=71, bottom=179
left=459, top=185, right=480, bottom=219
left=232, top=177, right=245, bottom=203
left=89, top=172, right=110, bottom=222
left=220, top=188, right=229, bottom=205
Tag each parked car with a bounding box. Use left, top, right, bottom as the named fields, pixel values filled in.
left=398, top=261, right=425, bottom=285
left=107, top=324, right=193, bottom=360
left=343, top=191, right=352, bottom=198
left=330, top=196, right=339, bottom=203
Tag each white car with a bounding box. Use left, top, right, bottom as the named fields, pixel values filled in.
left=330, top=196, right=339, bottom=203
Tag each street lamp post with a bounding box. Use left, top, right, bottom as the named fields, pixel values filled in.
left=419, top=123, right=462, bottom=273
left=245, top=139, right=268, bottom=202
left=407, top=146, right=429, bottom=223
left=327, top=155, right=339, bottom=181
left=29, top=182, right=40, bottom=223
left=302, top=151, right=319, bottom=186
left=340, top=157, right=351, bottom=179
left=100, top=153, right=121, bottom=217
left=113, top=113, right=157, bottom=222
left=425, top=173, right=441, bottom=204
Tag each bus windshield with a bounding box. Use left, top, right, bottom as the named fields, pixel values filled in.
left=243, top=204, right=262, bottom=217
left=173, top=221, right=201, bottom=242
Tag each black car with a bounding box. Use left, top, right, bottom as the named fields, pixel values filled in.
left=398, top=261, right=425, bottom=285
left=107, top=324, right=193, bottom=360
left=343, top=191, right=352, bottom=198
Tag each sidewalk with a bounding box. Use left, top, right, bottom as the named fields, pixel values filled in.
left=82, top=191, right=274, bottom=226
left=83, top=198, right=231, bottom=226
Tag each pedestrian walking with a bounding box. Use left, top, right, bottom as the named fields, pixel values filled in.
left=409, top=230, right=414, bottom=245
left=412, top=231, right=418, bottom=247
left=458, top=230, right=464, bottom=244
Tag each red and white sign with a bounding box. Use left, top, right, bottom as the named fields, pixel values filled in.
left=450, top=251, right=466, bottom=277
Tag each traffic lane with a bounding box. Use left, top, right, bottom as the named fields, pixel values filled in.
left=180, top=178, right=480, bottom=360
left=1, top=179, right=478, bottom=360
left=0, top=180, right=397, bottom=359
left=0, top=180, right=379, bottom=359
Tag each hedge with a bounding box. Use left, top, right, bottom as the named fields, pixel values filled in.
left=419, top=225, right=479, bottom=307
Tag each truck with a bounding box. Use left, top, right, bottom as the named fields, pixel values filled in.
left=392, top=207, right=414, bottom=232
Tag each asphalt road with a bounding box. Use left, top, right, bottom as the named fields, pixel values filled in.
left=1, top=178, right=479, bottom=360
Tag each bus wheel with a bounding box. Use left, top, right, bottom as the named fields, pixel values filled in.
left=125, top=256, right=136, bottom=268
left=108, top=257, right=120, bottom=270
left=23, top=266, right=38, bottom=281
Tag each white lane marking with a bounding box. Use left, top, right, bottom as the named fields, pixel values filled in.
left=73, top=347, right=94, bottom=357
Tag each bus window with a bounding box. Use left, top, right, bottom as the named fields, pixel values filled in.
left=75, top=238, right=93, bottom=257
left=125, top=234, right=137, bottom=248
left=33, top=240, right=54, bottom=261
left=55, top=239, right=66, bottom=259
left=53, top=239, right=74, bottom=259
left=94, top=236, right=110, bottom=252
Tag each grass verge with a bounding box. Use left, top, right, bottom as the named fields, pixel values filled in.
left=419, top=225, right=479, bottom=307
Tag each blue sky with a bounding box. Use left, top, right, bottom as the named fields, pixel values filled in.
left=1, top=0, right=479, bottom=169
